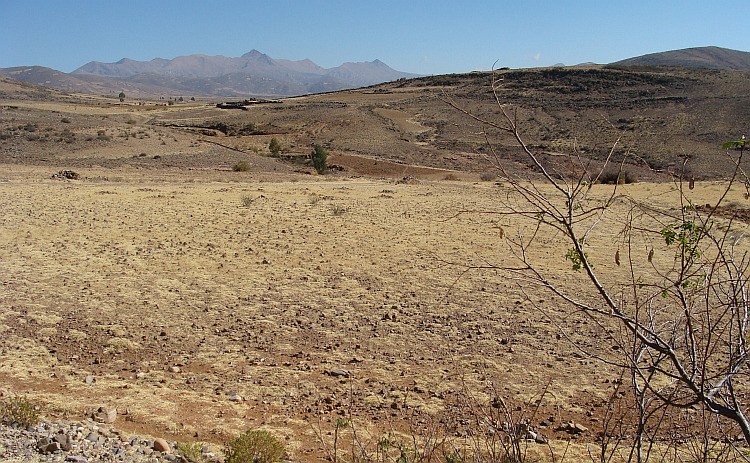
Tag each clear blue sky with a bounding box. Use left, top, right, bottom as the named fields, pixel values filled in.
left=1, top=0, right=747, bottom=75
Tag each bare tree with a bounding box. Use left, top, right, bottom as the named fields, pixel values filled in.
left=445, top=74, right=750, bottom=461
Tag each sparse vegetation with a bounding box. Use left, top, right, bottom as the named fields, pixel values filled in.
left=225, top=430, right=286, bottom=463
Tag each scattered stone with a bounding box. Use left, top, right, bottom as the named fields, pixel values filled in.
left=229, top=393, right=243, bottom=402
left=153, top=438, right=170, bottom=453
left=167, top=366, right=180, bottom=373
left=329, top=369, right=350, bottom=378
left=54, top=431, right=72, bottom=451
left=92, top=407, right=117, bottom=423
left=557, top=421, right=588, bottom=435
left=84, top=375, right=95, bottom=385
left=534, top=432, right=548, bottom=444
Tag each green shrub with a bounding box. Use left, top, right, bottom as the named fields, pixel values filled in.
left=226, top=430, right=286, bottom=463
left=268, top=137, right=282, bottom=157
left=311, top=144, right=328, bottom=174
left=233, top=161, right=251, bottom=172
left=177, top=441, right=207, bottom=462
left=0, top=395, right=41, bottom=427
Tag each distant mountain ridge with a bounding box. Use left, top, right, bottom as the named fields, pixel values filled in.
left=611, top=46, right=750, bottom=71
left=71, top=50, right=419, bottom=96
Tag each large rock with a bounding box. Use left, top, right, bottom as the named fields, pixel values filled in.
left=92, top=407, right=117, bottom=423
left=153, top=438, right=171, bottom=453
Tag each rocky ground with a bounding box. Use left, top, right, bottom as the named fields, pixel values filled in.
left=0, top=418, right=216, bottom=463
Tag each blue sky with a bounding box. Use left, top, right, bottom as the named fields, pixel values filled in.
left=1, top=0, right=747, bottom=75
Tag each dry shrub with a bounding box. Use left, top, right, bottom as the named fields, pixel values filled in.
left=480, top=171, right=498, bottom=181
left=226, top=430, right=286, bottom=463
left=233, top=161, right=251, bottom=172
left=0, top=394, right=41, bottom=427
left=598, top=169, right=636, bottom=184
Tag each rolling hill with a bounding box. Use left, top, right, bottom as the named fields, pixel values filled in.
left=611, top=46, right=750, bottom=71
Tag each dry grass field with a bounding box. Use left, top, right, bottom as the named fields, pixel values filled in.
left=2, top=76, right=750, bottom=462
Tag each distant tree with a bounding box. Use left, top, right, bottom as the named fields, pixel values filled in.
left=178, top=96, right=184, bottom=102
left=311, top=144, right=328, bottom=174
left=268, top=137, right=282, bottom=157
left=167, top=100, right=174, bottom=106
left=190, top=96, right=195, bottom=101
left=118, top=91, right=125, bottom=102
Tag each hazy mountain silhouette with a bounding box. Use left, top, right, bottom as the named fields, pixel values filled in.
left=69, top=50, right=419, bottom=96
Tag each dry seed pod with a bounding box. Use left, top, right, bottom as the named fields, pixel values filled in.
left=615, top=250, right=620, bottom=266
left=648, top=249, right=654, bottom=262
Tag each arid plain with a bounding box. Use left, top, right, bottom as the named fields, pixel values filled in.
left=2, top=73, right=750, bottom=461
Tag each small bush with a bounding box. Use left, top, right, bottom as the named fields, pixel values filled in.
left=331, top=205, right=348, bottom=216
left=599, top=169, right=636, bottom=184
left=480, top=171, right=498, bottom=181
left=233, top=161, right=251, bottom=172
left=0, top=395, right=41, bottom=427
left=443, top=173, right=459, bottom=181
left=177, top=441, right=207, bottom=462
left=241, top=195, right=254, bottom=207
left=226, top=430, right=286, bottom=463
left=60, top=117, right=71, bottom=123
left=268, top=137, right=282, bottom=157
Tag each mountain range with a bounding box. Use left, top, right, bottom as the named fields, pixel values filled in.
left=1, top=47, right=748, bottom=99
left=0, top=50, right=419, bottom=99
